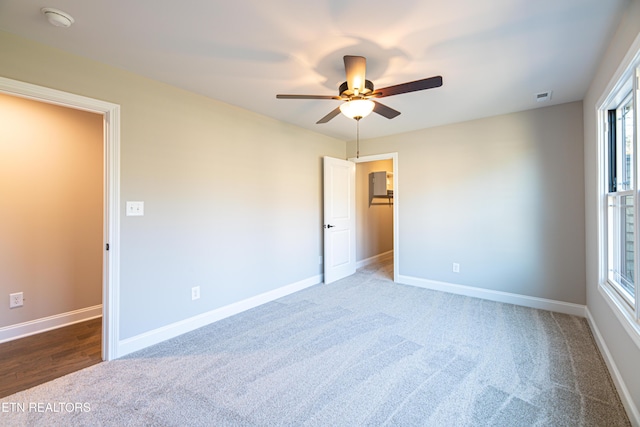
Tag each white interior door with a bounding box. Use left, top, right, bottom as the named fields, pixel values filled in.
left=323, top=156, right=356, bottom=284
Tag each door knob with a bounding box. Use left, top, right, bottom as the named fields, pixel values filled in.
left=324, top=224, right=335, bottom=229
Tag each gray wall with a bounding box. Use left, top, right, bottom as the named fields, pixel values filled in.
left=584, top=0, right=640, bottom=415
left=0, top=31, right=344, bottom=340
left=348, top=101, right=586, bottom=304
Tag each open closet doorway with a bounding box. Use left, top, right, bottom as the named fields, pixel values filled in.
left=351, top=153, right=399, bottom=282
left=0, top=91, right=104, bottom=396
left=0, top=76, right=120, bottom=363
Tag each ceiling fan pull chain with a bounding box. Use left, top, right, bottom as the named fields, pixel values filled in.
left=356, top=118, right=360, bottom=159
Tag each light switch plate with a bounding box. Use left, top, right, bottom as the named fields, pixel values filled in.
left=126, top=201, right=144, bottom=216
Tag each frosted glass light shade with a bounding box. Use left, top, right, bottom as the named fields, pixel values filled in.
left=339, top=99, right=375, bottom=119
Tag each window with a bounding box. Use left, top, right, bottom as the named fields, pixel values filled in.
left=600, top=47, right=640, bottom=325
left=607, top=94, right=636, bottom=304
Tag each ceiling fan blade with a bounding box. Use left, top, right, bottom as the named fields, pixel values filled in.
left=344, top=55, right=367, bottom=94
left=277, top=94, right=341, bottom=100
left=316, top=106, right=342, bottom=124
left=373, top=101, right=401, bottom=119
left=374, top=76, right=443, bottom=98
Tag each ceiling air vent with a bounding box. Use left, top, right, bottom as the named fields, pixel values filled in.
left=536, top=91, right=552, bottom=102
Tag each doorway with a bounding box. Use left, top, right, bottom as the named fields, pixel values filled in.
left=351, top=153, right=399, bottom=283
left=0, top=76, right=120, bottom=361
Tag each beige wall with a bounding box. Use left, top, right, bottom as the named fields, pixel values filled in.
left=356, top=160, right=393, bottom=261
left=0, top=31, right=345, bottom=340
left=348, top=101, right=586, bottom=304
left=0, top=93, right=103, bottom=327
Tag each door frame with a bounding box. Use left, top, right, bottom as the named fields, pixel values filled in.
left=0, top=76, right=121, bottom=361
left=349, top=152, right=399, bottom=283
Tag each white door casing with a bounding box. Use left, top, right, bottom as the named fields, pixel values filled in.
left=323, top=156, right=356, bottom=284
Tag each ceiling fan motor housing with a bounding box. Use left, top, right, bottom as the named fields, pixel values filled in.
left=339, top=79, right=374, bottom=98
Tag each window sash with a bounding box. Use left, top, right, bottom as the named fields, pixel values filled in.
left=607, top=191, right=636, bottom=306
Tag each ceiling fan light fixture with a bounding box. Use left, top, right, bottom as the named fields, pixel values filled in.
left=340, top=99, right=375, bottom=120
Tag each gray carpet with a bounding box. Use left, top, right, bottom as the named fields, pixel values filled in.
left=0, top=258, right=630, bottom=426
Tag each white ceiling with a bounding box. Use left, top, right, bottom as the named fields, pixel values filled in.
left=0, top=0, right=628, bottom=141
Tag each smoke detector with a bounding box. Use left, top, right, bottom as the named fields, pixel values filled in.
left=41, top=8, right=75, bottom=28
left=535, top=91, right=552, bottom=102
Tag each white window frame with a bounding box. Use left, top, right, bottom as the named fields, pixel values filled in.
left=598, top=36, right=640, bottom=343
left=606, top=91, right=636, bottom=306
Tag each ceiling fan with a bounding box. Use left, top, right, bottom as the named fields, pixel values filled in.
left=277, top=55, right=443, bottom=124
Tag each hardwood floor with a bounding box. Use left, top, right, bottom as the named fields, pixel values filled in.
left=0, top=318, right=102, bottom=398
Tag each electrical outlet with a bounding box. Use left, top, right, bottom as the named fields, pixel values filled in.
left=452, top=263, right=460, bottom=273
left=9, top=292, right=23, bottom=308
left=191, top=286, right=200, bottom=301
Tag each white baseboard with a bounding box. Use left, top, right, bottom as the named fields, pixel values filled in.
left=586, top=308, right=640, bottom=426
left=397, top=275, right=587, bottom=317
left=117, top=274, right=322, bottom=358
left=356, top=250, right=393, bottom=269
left=0, top=305, right=102, bottom=344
